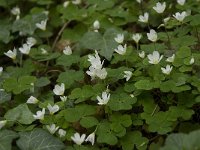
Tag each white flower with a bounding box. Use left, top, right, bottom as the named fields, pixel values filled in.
left=97, top=91, right=110, bottom=105
left=53, top=83, right=65, bottom=95
left=19, top=43, right=31, bottom=55
left=138, top=12, right=149, bottom=23
left=26, top=96, right=39, bottom=104
left=130, top=94, right=135, bottom=98
left=47, top=104, right=60, bottom=115
left=96, top=68, right=107, bottom=79
left=177, top=0, right=186, bottom=5
left=153, top=2, right=166, bottom=14
left=58, top=129, right=66, bottom=137
left=0, top=120, right=7, bottom=129
left=36, top=19, right=47, bottom=30
left=87, top=51, right=107, bottom=80
left=190, top=57, right=194, bottom=65
left=63, top=1, right=70, bottom=7
left=139, top=51, right=145, bottom=58
left=163, top=17, right=170, bottom=24
left=63, top=46, right=72, bottom=55
left=4, top=48, right=17, bottom=60
left=71, top=132, right=86, bottom=145
left=72, top=0, right=81, bottom=5
left=41, top=48, right=48, bottom=54
left=147, top=51, right=163, bottom=64
left=27, top=37, right=37, bottom=47
left=161, top=65, right=173, bottom=75
left=114, top=44, right=127, bottom=55
left=33, top=108, right=45, bottom=120
left=93, top=20, right=100, bottom=30
left=60, top=96, right=67, bottom=102
left=11, top=7, right=20, bottom=19
left=85, top=132, right=95, bottom=145
left=46, top=124, right=59, bottom=134
left=173, top=11, right=187, bottom=22
left=0, top=67, right=3, bottom=76
left=124, top=71, right=132, bottom=81
left=147, top=29, right=158, bottom=42
left=11, top=7, right=20, bottom=16
left=166, top=54, right=175, bottom=62
left=136, top=0, right=142, bottom=3
left=88, top=50, right=103, bottom=69
left=86, top=66, right=107, bottom=80
left=132, top=33, right=142, bottom=43
left=114, top=34, right=124, bottom=44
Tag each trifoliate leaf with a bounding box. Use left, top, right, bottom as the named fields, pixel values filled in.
left=57, top=70, right=84, bottom=89
left=108, top=93, right=137, bottom=111
left=120, top=131, right=149, bottom=150
left=80, top=116, right=99, bottom=128
left=96, top=122, right=118, bottom=145
left=64, top=104, right=96, bottom=122
left=56, top=55, right=80, bottom=67
left=3, top=76, right=36, bottom=94
left=135, top=79, right=153, bottom=90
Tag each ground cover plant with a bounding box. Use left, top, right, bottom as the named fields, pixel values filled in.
left=1, top=0, right=200, bottom=149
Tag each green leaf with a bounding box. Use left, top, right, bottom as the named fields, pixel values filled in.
left=57, top=70, right=84, bottom=89
left=96, top=122, right=118, bottom=145
left=190, top=14, right=200, bottom=26
left=0, top=130, right=18, bottom=150
left=3, top=76, right=36, bottom=94
left=16, top=128, right=65, bottom=150
left=160, top=129, right=200, bottom=150
left=171, top=35, right=197, bottom=47
left=12, top=12, right=47, bottom=35
left=109, top=113, right=132, bottom=137
left=176, top=46, right=191, bottom=58
left=69, top=85, right=95, bottom=103
left=0, top=90, right=11, bottom=104
left=64, top=105, right=96, bottom=122
left=87, top=0, right=115, bottom=10
left=120, top=131, right=149, bottom=150
left=135, top=79, right=153, bottom=90
left=80, top=116, right=99, bottom=128
left=80, top=28, right=119, bottom=60
left=56, top=55, right=80, bottom=67
left=4, top=104, right=35, bottom=125
left=35, top=77, right=50, bottom=87
left=0, top=20, right=12, bottom=43
left=108, top=93, right=137, bottom=111
left=58, top=4, right=86, bottom=21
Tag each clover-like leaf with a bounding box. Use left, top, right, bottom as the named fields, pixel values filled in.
left=96, top=122, right=118, bottom=145
left=108, top=93, right=137, bottom=111
left=64, top=104, right=96, bottom=122
left=56, top=55, right=80, bottom=67
left=57, top=70, right=84, bottom=89
left=134, top=79, right=153, bottom=90
left=3, top=76, right=36, bottom=94
left=120, top=131, right=149, bottom=150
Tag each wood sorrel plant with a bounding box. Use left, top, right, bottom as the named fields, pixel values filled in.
left=0, top=0, right=200, bottom=149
